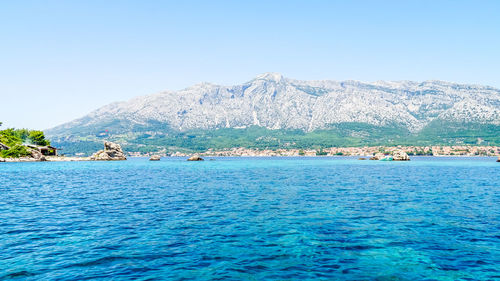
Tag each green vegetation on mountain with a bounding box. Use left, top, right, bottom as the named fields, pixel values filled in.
left=49, top=122, right=500, bottom=156
left=412, top=121, right=500, bottom=145
left=0, top=123, right=51, bottom=158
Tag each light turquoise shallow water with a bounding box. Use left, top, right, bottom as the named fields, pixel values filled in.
left=0, top=157, right=499, bottom=280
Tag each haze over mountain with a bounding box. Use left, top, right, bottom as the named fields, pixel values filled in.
left=46, top=73, right=500, bottom=154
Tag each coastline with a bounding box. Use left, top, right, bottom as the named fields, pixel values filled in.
left=2, top=145, right=499, bottom=162
left=0, top=156, right=92, bottom=163
left=2, top=154, right=499, bottom=163
left=134, top=145, right=500, bottom=158
left=0, top=140, right=126, bottom=162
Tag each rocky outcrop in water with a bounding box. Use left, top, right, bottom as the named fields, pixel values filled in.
left=90, top=141, right=127, bottom=161
left=187, top=155, right=204, bottom=161
left=393, top=151, right=410, bottom=161
left=368, top=151, right=410, bottom=161
left=149, top=155, right=161, bottom=161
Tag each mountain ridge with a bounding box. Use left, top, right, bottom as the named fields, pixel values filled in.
left=47, top=73, right=500, bottom=133
left=45, top=73, right=500, bottom=154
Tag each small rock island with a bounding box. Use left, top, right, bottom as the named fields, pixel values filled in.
left=187, top=155, right=204, bottom=161
left=368, top=150, right=410, bottom=161
left=149, top=155, right=161, bottom=161
left=90, top=141, right=127, bottom=161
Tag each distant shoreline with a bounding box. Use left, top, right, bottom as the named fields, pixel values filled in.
left=2, top=145, right=499, bottom=162
left=1, top=155, right=499, bottom=163
left=130, top=145, right=500, bottom=158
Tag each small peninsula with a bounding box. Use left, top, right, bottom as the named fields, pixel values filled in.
left=0, top=124, right=54, bottom=162
left=0, top=123, right=126, bottom=162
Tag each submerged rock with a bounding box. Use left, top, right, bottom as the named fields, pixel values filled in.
left=497, top=157, right=500, bottom=162
left=149, top=155, right=161, bottom=161
left=187, top=155, right=204, bottom=161
left=393, top=150, right=410, bottom=161
left=90, top=141, right=127, bottom=161
left=358, top=157, right=367, bottom=160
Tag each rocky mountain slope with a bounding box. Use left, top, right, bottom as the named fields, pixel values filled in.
left=46, top=73, right=500, bottom=153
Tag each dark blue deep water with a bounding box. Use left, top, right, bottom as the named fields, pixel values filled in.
left=0, top=157, right=499, bottom=280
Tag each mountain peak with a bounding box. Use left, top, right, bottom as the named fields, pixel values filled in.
left=255, top=72, right=284, bottom=82
left=186, top=81, right=218, bottom=90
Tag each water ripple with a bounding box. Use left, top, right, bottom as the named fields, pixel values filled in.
left=0, top=157, right=498, bottom=280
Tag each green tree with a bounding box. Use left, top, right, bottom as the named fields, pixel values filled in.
left=0, top=128, right=22, bottom=146
left=316, top=149, right=328, bottom=156
left=28, top=130, right=50, bottom=146
left=15, top=129, right=30, bottom=142
left=0, top=144, right=30, bottom=158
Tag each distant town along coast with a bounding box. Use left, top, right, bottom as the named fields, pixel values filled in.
left=132, top=145, right=500, bottom=158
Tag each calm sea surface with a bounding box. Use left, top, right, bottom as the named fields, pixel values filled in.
left=0, top=157, right=499, bottom=280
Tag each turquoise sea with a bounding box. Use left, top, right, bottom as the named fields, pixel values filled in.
left=0, top=157, right=499, bottom=280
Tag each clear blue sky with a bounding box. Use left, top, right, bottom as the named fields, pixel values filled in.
left=1, top=0, right=499, bottom=130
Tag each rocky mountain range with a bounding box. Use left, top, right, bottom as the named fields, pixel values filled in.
left=46, top=73, right=500, bottom=153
